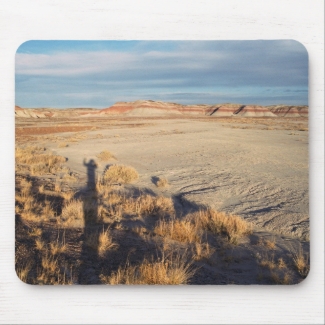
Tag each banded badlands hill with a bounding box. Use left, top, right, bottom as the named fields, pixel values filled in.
left=15, top=100, right=308, bottom=118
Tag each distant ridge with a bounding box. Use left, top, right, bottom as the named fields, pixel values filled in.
left=15, top=100, right=308, bottom=118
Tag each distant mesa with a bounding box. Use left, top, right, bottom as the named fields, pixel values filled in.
left=15, top=101, right=308, bottom=118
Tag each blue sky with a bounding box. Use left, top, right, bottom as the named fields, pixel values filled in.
left=15, top=40, right=308, bottom=108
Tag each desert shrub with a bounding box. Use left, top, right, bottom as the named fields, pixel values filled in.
left=131, top=195, right=174, bottom=217
left=36, top=253, right=72, bottom=285
left=154, top=218, right=202, bottom=244
left=103, top=165, right=139, bottom=184
left=193, top=209, right=252, bottom=244
left=16, top=146, right=66, bottom=175
left=96, top=150, right=116, bottom=161
left=16, top=263, right=32, bottom=283
left=264, top=237, right=276, bottom=250
left=259, top=253, right=277, bottom=270
left=193, top=242, right=215, bottom=261
left=60, top=199, right=84, bottom=228
left=291, top=246, right=310, bottom=278
left=50, top=237, right=67, bottom=255
left=62, top=173, right=77, bottom=183
left=58, top=142, right=68, bottom=148
left=156, top=177, right=169, bottom=188
left=61, top=191, right=75, bottom=201
left=98, top=228, right=118, bottom=257
left=101, top=252, right=195, bottom=285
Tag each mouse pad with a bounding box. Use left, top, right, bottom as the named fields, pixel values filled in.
left=15, top=40, right=309, bottom=285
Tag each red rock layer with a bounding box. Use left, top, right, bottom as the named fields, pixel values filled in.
left=235, top=105, right=277, bottom=117
left=209, top=104, right=243, bottom=116
left=267, top=105, right=308, bottom=117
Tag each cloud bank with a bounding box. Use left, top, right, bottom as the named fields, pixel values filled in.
left=15, top=40, right=308, bottom=108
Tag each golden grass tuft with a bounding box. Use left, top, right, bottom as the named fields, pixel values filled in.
left=16, top=146, right=66, bottom=175
left=61, top=191, right=75, bottom=201
left=35, top=239, right=46, bottom=251
left=50, top=235, right=67, bottom=255
left=291, top=246, right=310, bottom=278
left=58, top=142, right=68, bottom=148
left=28, top=227, right=42, bottom=237
left=98, top=228, right=118, bottom=257
left=193, top=242, right=215, bottom=261
left=103, top=164, right=139, bottom=184
left=156, top=177, right=169, bottom=188
left=277, top=258, right=287, bottom=269
left=259, top=253, right=276, bottom=270
left=16, top=263, right=32, bottom=283
left=96, top=150, right=116, bottom=161
left=264, top=237, right=276, bottom=250
left=194, top=209, right=252, bottom=244
left=60, top=199, right=84, bottom=228
left=270, top=271, right=292, bottom=285
left=132, top=195, right=174, bottom=218
left=62, top=173, right=77, bottom=183
left=38, top=184, right=45, bottom=194
left=154, top=218, right=202, bottom=244
left=42, top=200, right=55, bottom=219
left=101, top=252, right=195, bottom=285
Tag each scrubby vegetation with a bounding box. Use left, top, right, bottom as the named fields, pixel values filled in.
left=96, top=150, right=116, bottom=161
left=15, top=141, right=309, bottom=285
left=156, top=177, right=169, bottom=188
left=103, top=164, right=139, bottom=184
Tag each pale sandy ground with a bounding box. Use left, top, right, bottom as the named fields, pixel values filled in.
left=40, top=117, right=309, bottom=241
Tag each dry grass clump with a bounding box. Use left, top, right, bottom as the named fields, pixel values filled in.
left=62, top=173, right=77, bottom=183
left=59, top=199, right=84, bottom=228
left=156, top=177, right=169, bottom=188
left=102, top=193, right=174, bottom=220
left=42, top=200, right=55, bottom=219
left=50, top=235, right=67, bottom=255
left=58, top=142, right=68, bottom=148
left=154, top=218, right=202, bottom=244
left=61, top=191, right=75, bottom=201
left=270, top=271, right=292, bottom=285
left=38, top=258, right=73, bottom=285
left=15, top=146, right=45, bottom=163
left=103, top=165, right=139, bottom=184
left=17, top=190, right=45, bottom=223
left=277, top=258, right=287, bottom=269
left=291, top=246, right=310, bottom=278
left=130, top=195, right=174, bottom=218
left=101, top=252, right=195, bottom=285
left=38, top=184, right=45, bottom=194
left=66, top=132, right=88, bottom=143
left=16, top=145, right=66, bottom=175
left=98, top=228, right=118, bottom=257
left=194, top=209, right=252, bottom=244
left=193, top=242, right=215, bottom=261
left=15, top=178, right=33, bottom=204
left=264, top=237, right=277, bottom=250
left=84, top=228, right=118, bottom=257
left=96, top=150, right=116, bottom=161
left=35, top=239, right=46, bottom=251
left=28, top=227, right=42, bottom=237
left=54, top=181, right=61, bottom=193
left=16, top=263, right=32, bottom=283
left=259, top=253, right=277, bottom=270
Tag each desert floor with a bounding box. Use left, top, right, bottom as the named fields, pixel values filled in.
left=15, top=116, right=310, bottom=285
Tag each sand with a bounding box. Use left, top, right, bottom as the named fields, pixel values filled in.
left=30, top=116, right=309, bottom=240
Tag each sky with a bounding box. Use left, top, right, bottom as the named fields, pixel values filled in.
left=15, top=40, right=308, bottom=108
